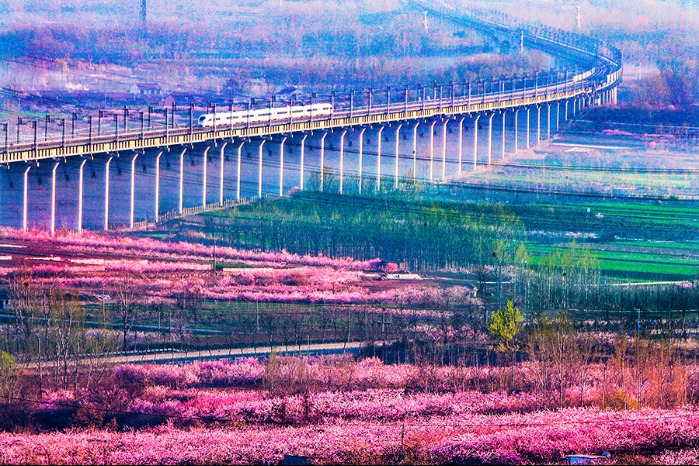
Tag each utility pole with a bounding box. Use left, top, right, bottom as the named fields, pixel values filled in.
left=141, top=0, right=147, bottom=24
left=576, top=6, right=581, bottom=30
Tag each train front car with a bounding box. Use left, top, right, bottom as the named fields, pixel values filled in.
left=197, top=114, right=211, bottom=127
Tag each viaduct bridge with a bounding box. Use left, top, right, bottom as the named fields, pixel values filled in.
left=0, top=0, right=622, bottom=233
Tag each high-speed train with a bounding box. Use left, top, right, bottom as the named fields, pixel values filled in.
left=197, top=103, right=333, bottom=127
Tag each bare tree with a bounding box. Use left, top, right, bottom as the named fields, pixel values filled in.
left=47, top=289, right=85, bottom=390
left=112, top=274, right=140, bottom=353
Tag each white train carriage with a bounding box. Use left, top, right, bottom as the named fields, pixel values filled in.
left=197, top=103, right=333, bottom=127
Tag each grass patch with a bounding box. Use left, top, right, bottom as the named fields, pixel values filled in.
left=527, top=242, right=698, bottom=279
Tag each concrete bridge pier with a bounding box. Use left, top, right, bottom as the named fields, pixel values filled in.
left=22, top=166, right=31, bottom=231
left=513, top=109, right=520, bottom=154
left=472, top=114, right=481, bottom=170
left=130, top=149, right=157, bottom=226
left=526, top=107, right=531, bottom=149
left=396, top=121, right=414, bottom=183
left=128, top=153, right=139, bottom=228
left=298, top=134, right=307, bottom=191
left=201, top=145, right=214, bottom=207
left=536, top=105, right=542, bottom=145
left=178, top=144, right=209, bottom=210
left=457, top=116, right=465, bottom=174
left=257, top=139, right=266, bottom=197
left=76, top=159, right=87, bottom=232
left=74, top=156, right=103, bottom=230
left=218, top=141, right=228, bottom=205
left=412, top=122, right=420, bottom=182
left=103, top=156, right=114, bottom=229
left=264, top=137, right=282, bottom=197
left=236, top=141, right=245, bottom=201
left=441, top=119, right=448, bottom=179
left=48, top=157, right=85, bottom=233
left=338, top=130, right=347, bottom=194
left=356, top=127, right=366, bottom=194
left=236, top=140, right=258, bottom=200
left=176, top=147, right=188, bottom=213
left=427, top=120, right=436, bottom=181
left=546, top=104, right=552, bottom=139
left=556, top=101, right=561, bottom=130
left=318, top=131, right=328, bottom=192
left=281, top=134, right=301, bottom=194
left=0, top=164, right=31, bottom=230
left=393, top=124, right=402, bottom=188
left=48, top=161, right=60, bottom=234
left=0, top=166, right=17, bottom=230
left=104, top=154, right=136, bottom=229
left=154, top=146, right=184, bottom=217
left=7, top=160, right=62, bottom=232
left=93, top=152, right=149, bottom=231
left=486, top=113, right=494, bottom=166
left=376, top=125, right=385, bottom=190
left=500, top=111, right=506, bottom=159
left=412, top=121, right=428, bottom=181
left=223, top=139, right=242, bottom=204
left=153, top=150, right=163, bottom=221
left=277, top=137, right=287, bottom=196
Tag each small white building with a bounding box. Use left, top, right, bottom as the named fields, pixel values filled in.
left=130, top=83, right=163, bottom=96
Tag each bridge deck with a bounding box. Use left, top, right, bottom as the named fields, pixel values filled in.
left=3, top=76, right=620, bottom=164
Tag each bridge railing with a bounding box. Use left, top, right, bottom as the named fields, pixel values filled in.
left=2, top=73, right=612, bottom=157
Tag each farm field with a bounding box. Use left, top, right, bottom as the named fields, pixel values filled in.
left=464, top=128, right=699, bottom=281
left=177, top=188, right=697, bottom=282
left=526, top=242, right=699, bottom=279
left=0, top=227, right=479, bottom=357
left=0, top=115, right=697, bottom=465
left=3, top=354, right=699, bottom=465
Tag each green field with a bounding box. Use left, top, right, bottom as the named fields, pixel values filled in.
left=526, top=242, right=698, bottom=279
left=159, top=135, right=699, bottom=283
